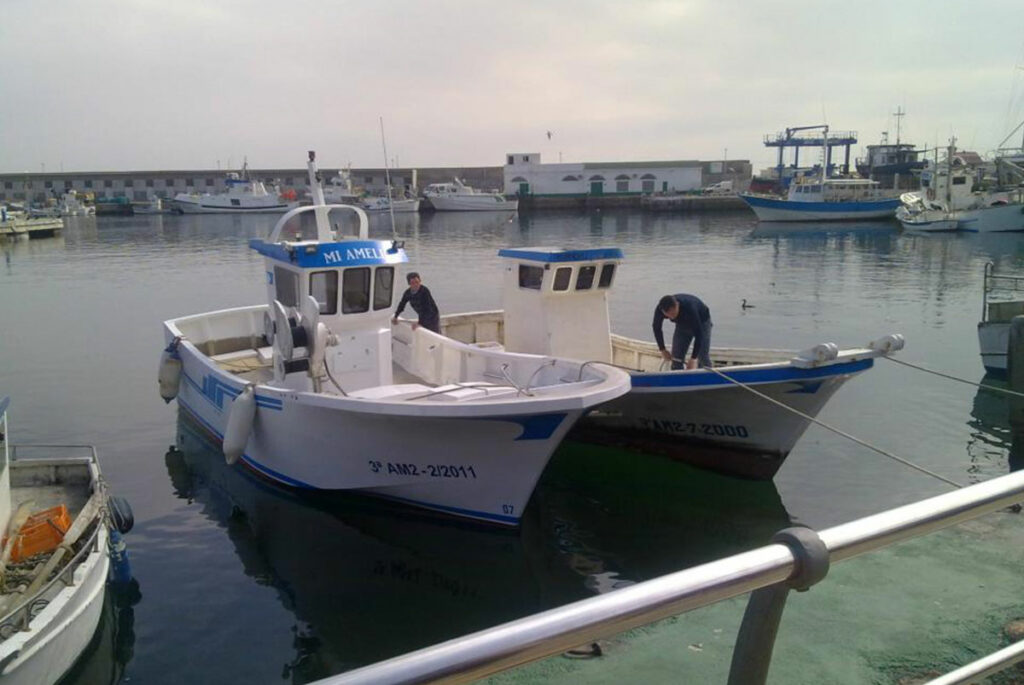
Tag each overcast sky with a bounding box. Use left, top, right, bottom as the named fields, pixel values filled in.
left=2, top=0, right=1023, bottom=174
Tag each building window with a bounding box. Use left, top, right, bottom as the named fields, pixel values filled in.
left=553, top=267, right=572, bottom=291
left=507, top=155, right=514, bottom=165
left=44, top=181, right=53, bottom=189
left=373, top=266, right=394, bottom=310
left=518, top=265, right=543, bottom=290
left=562, top=175, right=578, bottom=182
left=206, top=178, right=214, bottom=187
left=310, top=271, right=339, bottom=315
left=588, top=175, right=605, bottom=181
left=125, top=179, right=133, bottom=187
left=576, top=265, right=596, bottom=290
left=342, top=267, right=370, bottom=314
left=522, top=155, right=529, bottom=162
left=616, top=180, right=629, bottom=192
left=64, top=180, right=72, bottom=189
left=146, top=179, right=154, bottom=187
left=104, top=180, right=112, bottom=188
left=364, top=176, right=373, bottom=184
left=185, top=178, right=194, bottom=186
left=284, top=177, right=293, bottom=185
left=274, top=266, right=300, bottom=307
left=642, top=180, right=655, bottom=193
left=3, top=182, right=11, bottom=190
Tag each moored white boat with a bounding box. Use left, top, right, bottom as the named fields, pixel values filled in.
left=439, top=247, right=905, bottom=479
left=0, top=397, right=133, bottom=685
left=423, top=179, right=518, bottom=212
left=158, top=152, right=630, bottom=526
left=361, top=195, right=420, bottom=213
left=322, top=167, right=362, bottom=205
left=978, top=262, right=1024, bottom=376
left=174, top=162, right=299, bottom=214
left=895, top=192, right=959, bottom=232
left=131, top=196, right=163, bottom=215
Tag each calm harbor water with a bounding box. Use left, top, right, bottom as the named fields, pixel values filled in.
left=1, top=209, right=1021, bottom=683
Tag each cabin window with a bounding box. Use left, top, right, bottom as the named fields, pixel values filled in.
left=231, top=199, right=241, bottom=206
left=519, top=265, right=544, bottom=290
left=553, top=267, right=572, bottom=291
left=576, top=265, right=596, bottom=290
left=274, top=266, right=300, bottom=307
left=598, top=263, right=615, bottom=288
left=310, top=271, right=338, bottom=315
left=373, top=266, right=394, bottom=310
left=342, top=267, right=370, bottom=313
left=953, top=177, right=967, bottom=185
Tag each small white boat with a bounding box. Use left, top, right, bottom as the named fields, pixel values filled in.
left=895, top=192, right=959, bottom=232
left=423, top=178, right=518, bottom=212
left=322, top=167, right=362, bottom=205
left=131, top=196, right=163, bottom=215
left=158, top=152, right=630, bottom=526
left=174, top=162, right=299, bottom=214
left=58, top=191, right=94, bottom=217
left=361, top=195, right=420, bottom=213
left=0, top=397, right=133, bottom=685
left=440, top=248, right=905, bottom=479
left=978, top=262, right=1024, bottom=376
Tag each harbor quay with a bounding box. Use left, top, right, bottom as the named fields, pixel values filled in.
left=0, top=152, right=753, bottom=212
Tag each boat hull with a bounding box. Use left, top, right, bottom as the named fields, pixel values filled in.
left=171, top=336, right=584, bottom=526
left=577, top=359, right=870, bottom=479
left=958, top=203, right=1024, bottom=233
left=174, top=197, right=299, bottom=214
left=978, top=321, right=1008, bottom=375
left=425, top=196, right=518, bottom=212
left=740, top=194, right=899, bottom=222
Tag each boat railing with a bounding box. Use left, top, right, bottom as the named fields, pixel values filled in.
left=0, top=516, right=102, bottom=640
left=982, top=261, right=1024, bottom=322
left=313, top=468, right=1024, bottom=685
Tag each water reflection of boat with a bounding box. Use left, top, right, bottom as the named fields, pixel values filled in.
left=967, top=378, right=1012, bottom=479
left=749, top=220, right=898, bottom=237
left=59, top=581, right=140, bottom=685
left=168, top=411, right=790, bottom=678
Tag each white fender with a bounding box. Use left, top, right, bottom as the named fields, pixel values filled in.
left=869, top=333, right=906, bottom=354
left=158, top=349, right=182, bottom=403
left=223, top=385, right=256, bottom=465
left=795, top=342, right=839, bottom=365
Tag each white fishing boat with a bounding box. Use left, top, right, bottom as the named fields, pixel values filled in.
left=439, top=247, right=905, bottom=479
left=978, top=262, right=1024, bottom=376
left=158, top=152, right=630, bottom=526
left=173, top=162, right=299, bottom=214
left=423, top=179, right=518, bottom=212
left=321, top=167, right=362, bottom=205
left=895, top=192, right=960, bottom=232
left=131, top=196, right=163, bottom=215
left=0, top=397, right=133, bottom=685
left=361, top=195, right=420, bottom=213
left=57, top=191, right=94, bottom=217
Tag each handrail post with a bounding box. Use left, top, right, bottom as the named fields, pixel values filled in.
left=727, top=527, right=830, bottom=685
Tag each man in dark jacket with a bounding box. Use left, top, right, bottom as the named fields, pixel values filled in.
left=392, top=272, right=440, bottom=333
left=652, top=293, right=712, bottom=370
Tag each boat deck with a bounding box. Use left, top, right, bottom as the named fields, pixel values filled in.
left=9, top=459, right=94, bottom=520
left=210, top=346, right=429, bottom=387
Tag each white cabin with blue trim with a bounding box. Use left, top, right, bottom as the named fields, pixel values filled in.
left=498, top=247, right=622, bottom=363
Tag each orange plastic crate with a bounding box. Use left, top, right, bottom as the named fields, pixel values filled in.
left=9, top=505, right=71, bottom=562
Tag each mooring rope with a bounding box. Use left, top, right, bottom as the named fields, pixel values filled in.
left=882, top=356, right=1024, bottom=399
left=700, top=363, right=964, bottom=489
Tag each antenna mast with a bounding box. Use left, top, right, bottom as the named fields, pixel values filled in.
left=379, top=117, right=397, bottom=238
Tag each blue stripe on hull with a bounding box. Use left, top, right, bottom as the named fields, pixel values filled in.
left=741, top=194, right=899, bottom=214
left=175, top=393, right=522, bottom=526
left=630, top=358, right=872, bottom=388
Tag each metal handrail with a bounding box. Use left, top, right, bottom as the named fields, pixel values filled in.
left=317, top=469, right=1024, bottom=685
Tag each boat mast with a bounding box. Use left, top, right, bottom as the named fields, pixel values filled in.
left=306, top=151, right=331, bottom=242
left=379, top=116, right=398, bottom=238
left=946, top=137, right=955, bottom=206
